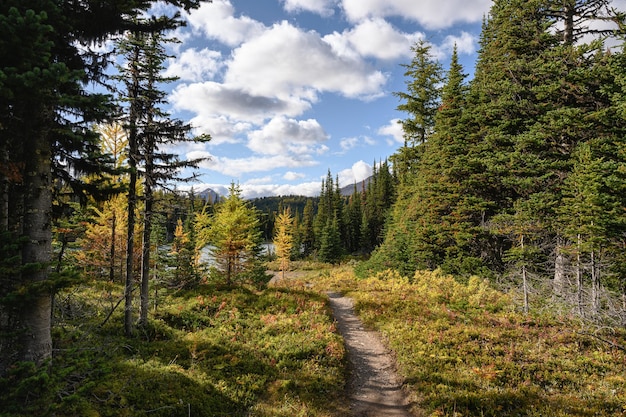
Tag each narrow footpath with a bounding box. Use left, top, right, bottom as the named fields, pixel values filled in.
left=327, top=292, right=415, bottom=417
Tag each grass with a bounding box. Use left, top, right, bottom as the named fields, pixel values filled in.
left=1, top=277, right=348, bottom=417
left=295, top=266, right=626, bottom=417
left=3, top=263, right=626, bottom=416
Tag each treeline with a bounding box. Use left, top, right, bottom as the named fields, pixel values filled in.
left=361, top=0, right=626, bottom=318
left=251, top=163, right=395, bottom=263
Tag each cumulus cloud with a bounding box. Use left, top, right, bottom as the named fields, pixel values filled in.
left=281, top=0, right=338, bottom=16
left=378, top=119, right=404, bottom=144
left=339, top=135, right=376, bottom=152
left=283, top=171, right=307, bottom=181
left=324, top=18, right=423, bottom=61
left=337, top=160, right=373, bottom=188
left=165, top=48, right=224, bottom=82
left=170, top=82, right=311, bottom=125
left=225, top=21, right=387, bottom=100
left=241, top=181, right=322, bottom=199
left=185, top=0, right=265, bottom=46
left=341, top=0, right=491, bottom=29
left=172, top=1, right=482, bottom=192
left=247, top=117, right=330, bottom=157
left=186, top=115, right=251, bottom=146
left=188, top=150, right=319, bottom=177
left=430, top=31, right=478, bottom=59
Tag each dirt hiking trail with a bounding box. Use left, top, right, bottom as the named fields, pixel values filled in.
left=327, top=292, right=416, bottom=417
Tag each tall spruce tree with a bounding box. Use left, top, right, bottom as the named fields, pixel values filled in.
left=391, top=40, right=443, bottom=182
left=300, top=199, right=316, bottom=257
left=116, top=28, right=209, bottom=328
left=0, top=0, right=205, bottom=374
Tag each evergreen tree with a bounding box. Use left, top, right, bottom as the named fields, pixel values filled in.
left=115, top=28, right=209, bottom=327
left=318, top=215, right=342, bottom=264
left=169, top=218, right=199, bottom=289
left=544, top=0, right=619, bottom=45
left=344, top=184, right=362, bottom=253
left=557, top=141, right=626, bottom=314
left=363, top=48, right=469, bottom=277
left=0, top=0, right=205, bottom=371
left=391, top=40, right=443, bottom=182
left=300, top=199, right=316, bottom=257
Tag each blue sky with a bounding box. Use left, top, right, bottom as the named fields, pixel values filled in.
left=158, top=0, right=492, bottom=198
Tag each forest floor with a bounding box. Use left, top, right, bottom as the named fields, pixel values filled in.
left=270, top=271, right=417, bottom=416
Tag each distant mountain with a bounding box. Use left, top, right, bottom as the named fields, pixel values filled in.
left=197, top=187, right=222, bottom=203
left=340, top=176, right=372, bottom=196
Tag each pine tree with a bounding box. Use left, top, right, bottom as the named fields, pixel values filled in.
left=318, top=215, right=342, bottom=264
left=300, top=199, right=316, bottom=257
left=0, top=0, right=205, bottom=371
left=364, top=47, right=469, bottom=277
left=344, top=184, right=362, bottom=253
left=391, top=40, right=443, bottom=182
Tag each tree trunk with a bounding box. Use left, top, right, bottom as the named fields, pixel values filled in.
left=553, top=237, right=567, bottom=297
left=521, top=235, right=529, bottom=314
left=18, top=106, right=53, bottom=366
left=0, top=149, right=8, bottom=231
left=125, top=150, right=138, bottom=336
left=576, top=234, right=583, bottom=316
left=591, top=250, right=598, bottom=314
left=110, top=210, right=116, bottom=282
left=139, top=177, right=153, bottom=326
left=563, top=0, right=575, bottom=45
left=124, top=42, right=141, bottom=337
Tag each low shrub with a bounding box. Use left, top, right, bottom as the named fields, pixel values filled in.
left=306, top=266, right=626, bottom=417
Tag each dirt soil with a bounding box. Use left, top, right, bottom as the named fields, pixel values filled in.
left=327, top=292, right=416, bottom=417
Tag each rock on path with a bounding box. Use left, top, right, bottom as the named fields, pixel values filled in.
left=327, top=292, right=415, bottom=417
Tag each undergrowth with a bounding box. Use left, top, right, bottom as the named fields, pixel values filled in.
left=297, top=266, right=626, bottom=417
left=4, top=263, right=626, bottom=417
left=0, top=278, right=347, bottom=417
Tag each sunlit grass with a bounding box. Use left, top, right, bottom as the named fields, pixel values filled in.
left=296, top=265, right=626, bottom=417
left=1, top=277, right=347, bottom=417
left=4, top=262, right=626, bottom=416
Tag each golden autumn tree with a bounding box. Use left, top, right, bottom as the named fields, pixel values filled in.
left=273, top=207, right=294, bottom=281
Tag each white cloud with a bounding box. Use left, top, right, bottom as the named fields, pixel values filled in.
left=244, top=176, right=274, bottom=185
left=438, top=32, right=477, bottom=57
left=185, top=0, right=265, bottom=47
left=338, top=160, right=373, bottom=188
left=324, top=18, right=423, bottom=61
left=284, top=171, right=306, bottom=181
left=170, top=81, right=311, bottom=124
left=247, top=117, right=329, bottom=157
left=165, top=48, right=224, bottom=82
left=188, top=150, right=319, bottom=177
left=341, top=0, right=491, bottom=29
left=241, top=181, right=322, bottom=199
left=378, top=119, right=404, bottom=144
left=225, top=21, right=387, bottom=100
left=183, top=179, right=322, bottom=199
left=281, top=0, right=338, bottom=16
left=339, top=135, right=375, bottom=152
left=187, top=115, right=251, bottom=146
left=340, top=137, right=359, bottom=151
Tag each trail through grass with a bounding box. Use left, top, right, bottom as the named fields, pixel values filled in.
left=2, top=264, right=626, bottom=416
